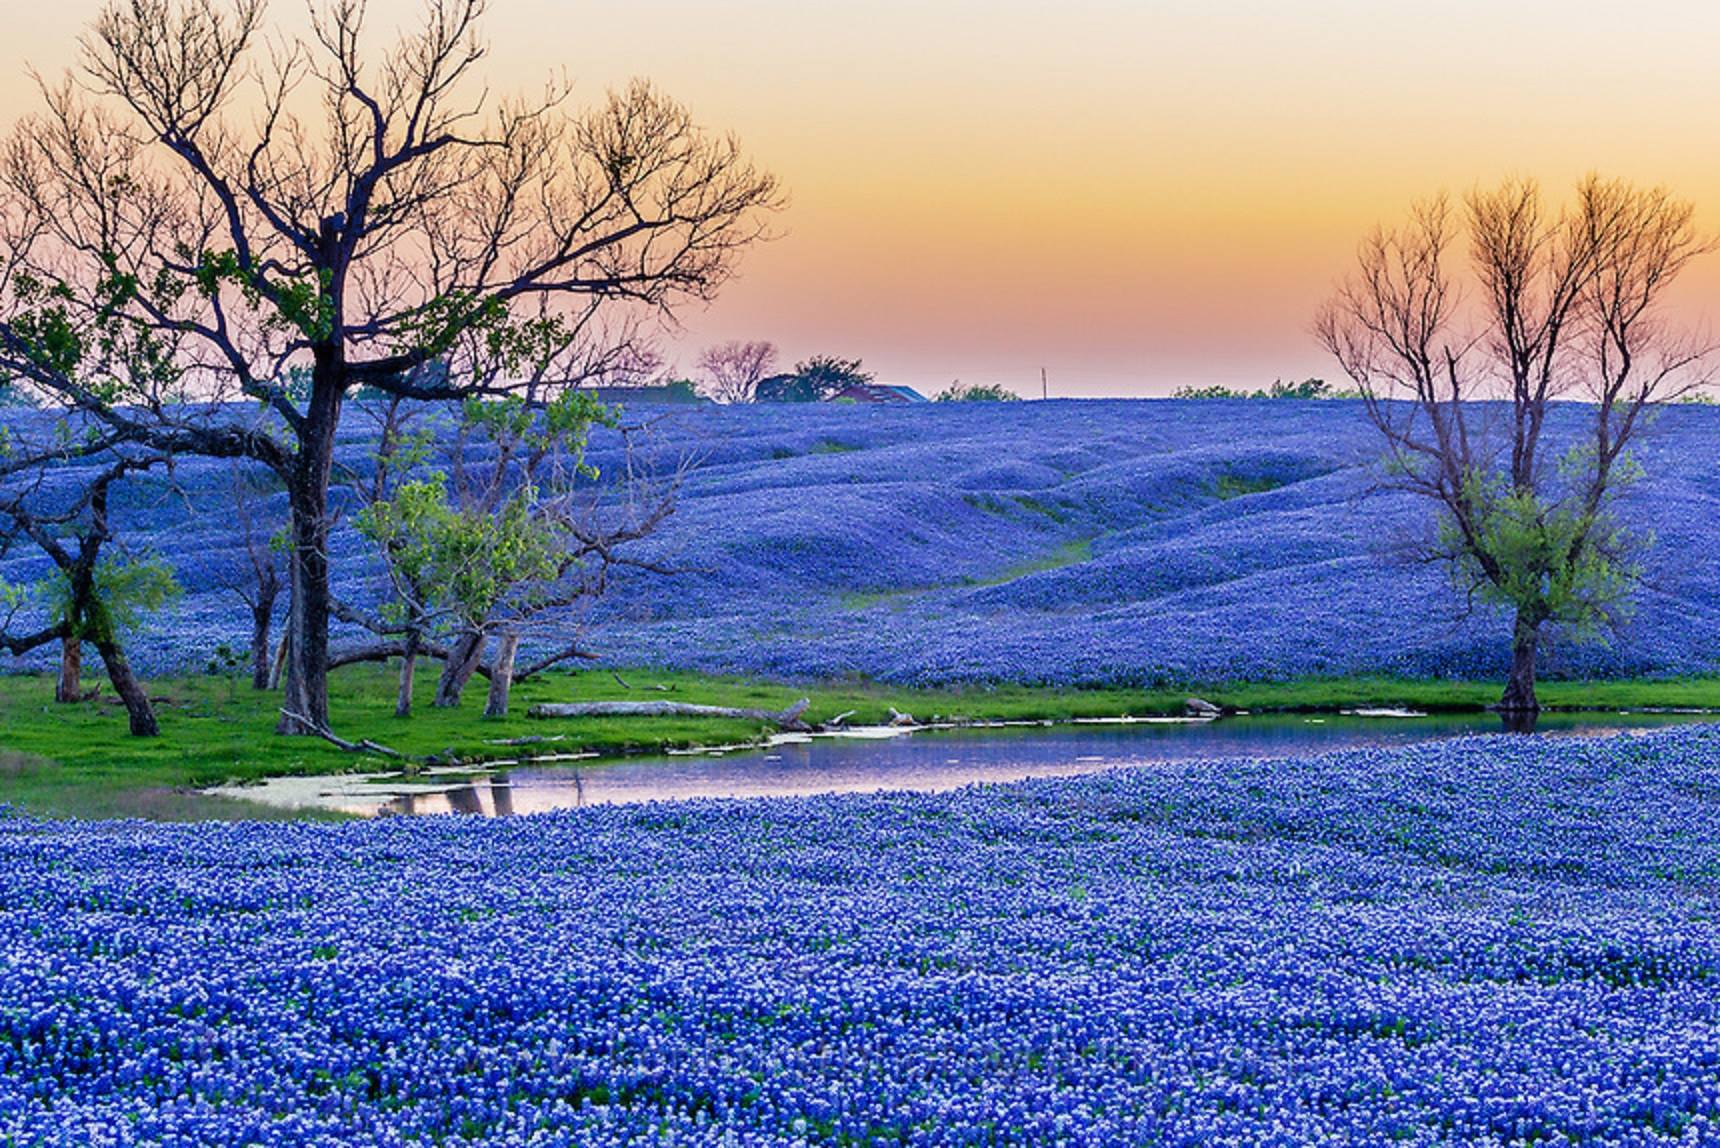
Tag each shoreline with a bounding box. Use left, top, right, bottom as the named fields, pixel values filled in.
left=3, top=665, right=1720, bottom=820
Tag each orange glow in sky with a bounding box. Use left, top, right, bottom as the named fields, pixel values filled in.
left=9, top=1, right=1720, bottom=395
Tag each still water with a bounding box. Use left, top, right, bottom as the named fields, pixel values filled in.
left=308, top=709, right=1717, bottom=818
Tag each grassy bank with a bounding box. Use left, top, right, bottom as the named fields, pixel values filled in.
left=2, top=665, right=1718, bottom=819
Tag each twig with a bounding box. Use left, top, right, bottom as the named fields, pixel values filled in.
left=610, top=670, right=671, bottom=692
left=279, top=710, right=405, bottom=759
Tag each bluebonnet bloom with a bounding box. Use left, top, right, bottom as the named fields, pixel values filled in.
left=2, top=726, right=1719, bottom=1143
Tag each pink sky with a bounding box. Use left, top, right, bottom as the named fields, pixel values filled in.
left=9, top=1, right=1720, bottom=396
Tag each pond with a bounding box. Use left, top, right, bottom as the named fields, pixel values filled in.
left=210, top=708, right=1720, bottom=817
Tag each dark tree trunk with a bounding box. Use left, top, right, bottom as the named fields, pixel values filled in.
left=92, top=635, right=158, bottom=737
left=55, top=637, right=82, bottom=703
left=249, top=592, right=275, bottom=691
left=1499, top=612, right=1540, bottom=715
left=276, top=373, right=344, bottom=734
left=396, top=630, right=420, bottom=718
left=434, top=630, right=486, bottom=708
left=483, top=631, right=520, bottom=718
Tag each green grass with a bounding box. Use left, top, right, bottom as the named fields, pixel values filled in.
left=841, top=539, right=1094, bottom=610
left=1213, top=473, right=1286, bottom=499
left=2, top=665, right=1718, bottom=820
left=838, top=588, right=919, bottom=611
left=980, top=538, right=1094, bottom=583
left=1014, top=495, right=1072, bottom=522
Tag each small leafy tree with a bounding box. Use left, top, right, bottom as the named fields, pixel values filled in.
left=341, top=396, right=442, bottom=716
left=352, top=390, right=671, bottom=717
left=0, top=451, right=178, bottom=736
left=1317, top=176, right=1712, bottom=713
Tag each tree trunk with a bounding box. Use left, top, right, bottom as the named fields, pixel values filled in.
left=1499, top=612, right=1540, bottom=715
left=276, top=376, right=343, bottom=734
left=55, top=637, right=82, bottom=703
left=396, top=630, right=420, bottom=718
left=249, top=597, right=274, bottom=691
left=483, top=631, right=520, bottom=718
left=91, top=635, right=158, bottom=737
left=268, top=629, right=288, bottom=690
left=434, top=629, right=486, bottom=708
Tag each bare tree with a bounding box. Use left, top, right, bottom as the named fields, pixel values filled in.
left=208, top=462, right=288, bottom=691
left=0, top=0, right=780, bottom=735
left=0, top=449, right=176, bottom=736
left=1317, top=176, right=1712, bottom=714
left=696, top=339, right=778, bottom=403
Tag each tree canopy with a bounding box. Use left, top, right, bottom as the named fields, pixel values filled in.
left=0, top=0, right=781, bottom=734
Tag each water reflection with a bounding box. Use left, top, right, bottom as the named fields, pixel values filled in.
left=369, top=709, right=1714, bottom=818
left=1499, top=710, right=1539, bottom=734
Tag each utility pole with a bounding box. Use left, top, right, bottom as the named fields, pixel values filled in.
left=1040, top=367, right=1048, bottom=401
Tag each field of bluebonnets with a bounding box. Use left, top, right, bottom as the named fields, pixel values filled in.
left=5, top=400, right=1720, bottom=1144
left=6, top=398, right=1720, bottom=686
left=3, top=725, right=1719, bottom=1144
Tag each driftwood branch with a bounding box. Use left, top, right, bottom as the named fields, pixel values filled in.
left=279, top=710, right=406, bottom=759
left=527, top=697, right=812, bottom=731
left=611, top=671, right=672, bottom=692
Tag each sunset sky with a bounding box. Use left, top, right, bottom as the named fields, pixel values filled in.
left=8, top=1, right=1720, bottom=396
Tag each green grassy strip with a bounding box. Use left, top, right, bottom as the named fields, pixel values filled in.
left=1, top=665, right=1718, bottom=819
left=841, top=538, right=1094, bottom=610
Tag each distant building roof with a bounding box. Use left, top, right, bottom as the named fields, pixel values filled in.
left=829, top=383, right=927, bottom=404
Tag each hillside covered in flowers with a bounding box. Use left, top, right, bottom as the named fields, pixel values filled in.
left=5, top=399, right=1719, bottom=686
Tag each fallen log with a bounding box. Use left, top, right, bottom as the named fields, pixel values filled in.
left=527, top=698, right=812, bottom=731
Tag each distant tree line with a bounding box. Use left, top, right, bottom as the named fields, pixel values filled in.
left=1171, top=378, right=1355, bottom=400
left=692, top=352, right=1021, bottom=403
left=937, top=382, right=1020, bottom=402
left=689, top=346, right=877, bottom=403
